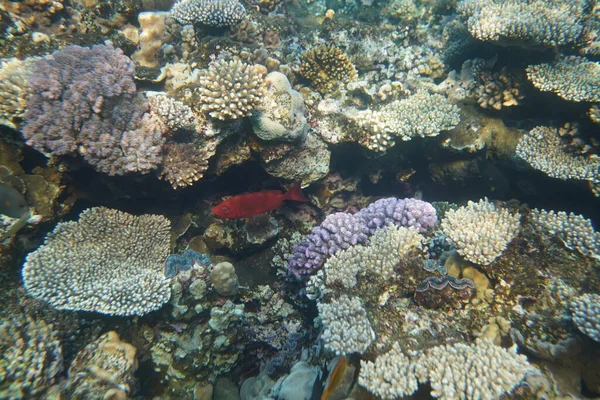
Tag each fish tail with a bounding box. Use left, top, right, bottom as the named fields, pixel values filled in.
left=284, top=182, right=309, bottom=202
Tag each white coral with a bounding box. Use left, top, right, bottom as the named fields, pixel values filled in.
left=441, top=199, right=520, bottom=265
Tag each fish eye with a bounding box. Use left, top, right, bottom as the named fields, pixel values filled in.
left=221, top=206, right=229, bottom=214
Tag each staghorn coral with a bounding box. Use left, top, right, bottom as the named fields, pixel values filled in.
left=23, top=44, right=165, bottom=175
left=358, top=342, right=418, bottom=400
left=0, top=315, right=63, bottom=399
left=526, top=56, right=600, bottom=102
left=170, top=0, right=245, bottom=27
left=317, top=295, right=375, bottom=355
left=197, top=60, right=266, bottom=120
left=516, top=125, right=600, bottom=187
left=441, top=198, right=520, bottom=265
left=22, top=207, right=172, bottom=316
left=300, top=45, right=357, bottom=93
left=351, top=92, right=460, bottom=152
left=530, top=208, right=600, bottom=259
left=64, top=331, right=137, bottom=400
left=457, top=0, right=586, bottom=47
left=160, top=141, right=217, bottom=189
left=569, top=293, right=600, bottom=342
left=415, top=339, right=537, bottom=399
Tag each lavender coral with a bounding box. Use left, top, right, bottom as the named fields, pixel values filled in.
left=23, top=44, right=165, bottom=175
left=288, top=198, right=437, bottom=277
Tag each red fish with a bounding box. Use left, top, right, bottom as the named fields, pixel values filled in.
left=213, top=182, right=309, bottom=219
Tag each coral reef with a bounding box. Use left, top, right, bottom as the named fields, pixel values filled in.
left=251, top=72, right=308, bottom=142
left=22, top=207, right=172, bottom=316
left=569, top=293, right=600, bottom=342
left=197, top=60, right=266, bottom=120
left=458, top=0, right=586, bottom=47
left=210, top=261, right=239, bottom=296
left=170, top=0, right=246, bottom=27
left=0, top=57, right=36, bottom=129
left=516, top=125, right=600, bottom=191
left=317, top=295, right=375, bottom=355
left=63, top=331, right=137, bottom=400
left=300, top=46, right=357, bottom=93
left=23, top=44, right=165, bottom=175
left=160, top=141, right=217, bottom=189
left=441, top=198, right=520, bottom=265
left=526, top=56, right=600, bottom=102
left=351, top=91, right=461, bottom=152
left=0, top=314, right=63, bottom=399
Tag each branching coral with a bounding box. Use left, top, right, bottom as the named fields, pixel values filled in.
left=351, top=92, right=460, bottom=152
left=516, top=125, right=600, bottom=187
left=300, top=45, right=357, bottom=93
left=0, top=57, right=37, bottom=128
left=569, top=293, right=600, bottom=342
left=22, top=207, right=172, bottom=316
left=530, top=208, right=600, bottom=259
left=23, top=44, right=165, bottom=175
left=0, top=315, right=63, bottom=399
left=526, top=56, right=600, bottom=102
left=458, top=0, right=586, bottom=47
left=170, top=0, right=246, bottom=27
left=159, top=140, right=217, bottom=189
left=441, top=198, right=520, bottom=265
left=317, top=295, right=375, bottom=355
left=197, top=60, right=266, bottom=120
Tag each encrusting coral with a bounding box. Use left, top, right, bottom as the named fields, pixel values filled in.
left=300, top=45, right=357, bottom=93
left=197, top=60, right=266, bottom=120
left=22, top=207, right=172, bottom=316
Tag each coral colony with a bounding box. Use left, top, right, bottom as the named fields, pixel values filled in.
left=1, top=0, right=600, bottom=399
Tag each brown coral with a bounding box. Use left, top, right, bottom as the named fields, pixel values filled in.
left=473, top=68, right=524, bottom=110
left=300, top=45, right=357, bottom=93
left=160, top=140, right=217, bottom=189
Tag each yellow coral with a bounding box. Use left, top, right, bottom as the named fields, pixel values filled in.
left=300, top=45, right=357, bottom=93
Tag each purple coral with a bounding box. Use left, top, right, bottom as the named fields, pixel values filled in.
left=357, top=197, right=438, bottom=234
left=23, top=44, right=165, bottom=175
left=288, top=198, right=438, bottom=278
left=288, top=213, right=369, bottom=278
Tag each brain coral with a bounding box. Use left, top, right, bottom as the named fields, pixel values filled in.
left=526, top=56, right=600, bottom=102
left=441, top=198, right=520, bottom=265
left=170, top=0, right=246, bottom=27
left=197, top=60, right=266, bottom=120
left=300, top=45, right=357, bottom=93
left=458, top=0, right=586, bottom=47
left=22, top=207, right=172, bottom=316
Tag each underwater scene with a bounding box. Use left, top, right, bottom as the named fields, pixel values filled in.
left=1, top=0, right=600, bottom=399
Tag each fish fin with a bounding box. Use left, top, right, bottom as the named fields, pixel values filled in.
left=284, top=182, right=309, bottom=202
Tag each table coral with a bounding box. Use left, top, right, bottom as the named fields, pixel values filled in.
left=526, top=56, right=600, bottom=102
left=170, top=0, right=246, bottom=27
left=22, top=207, right=172, bottom=316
